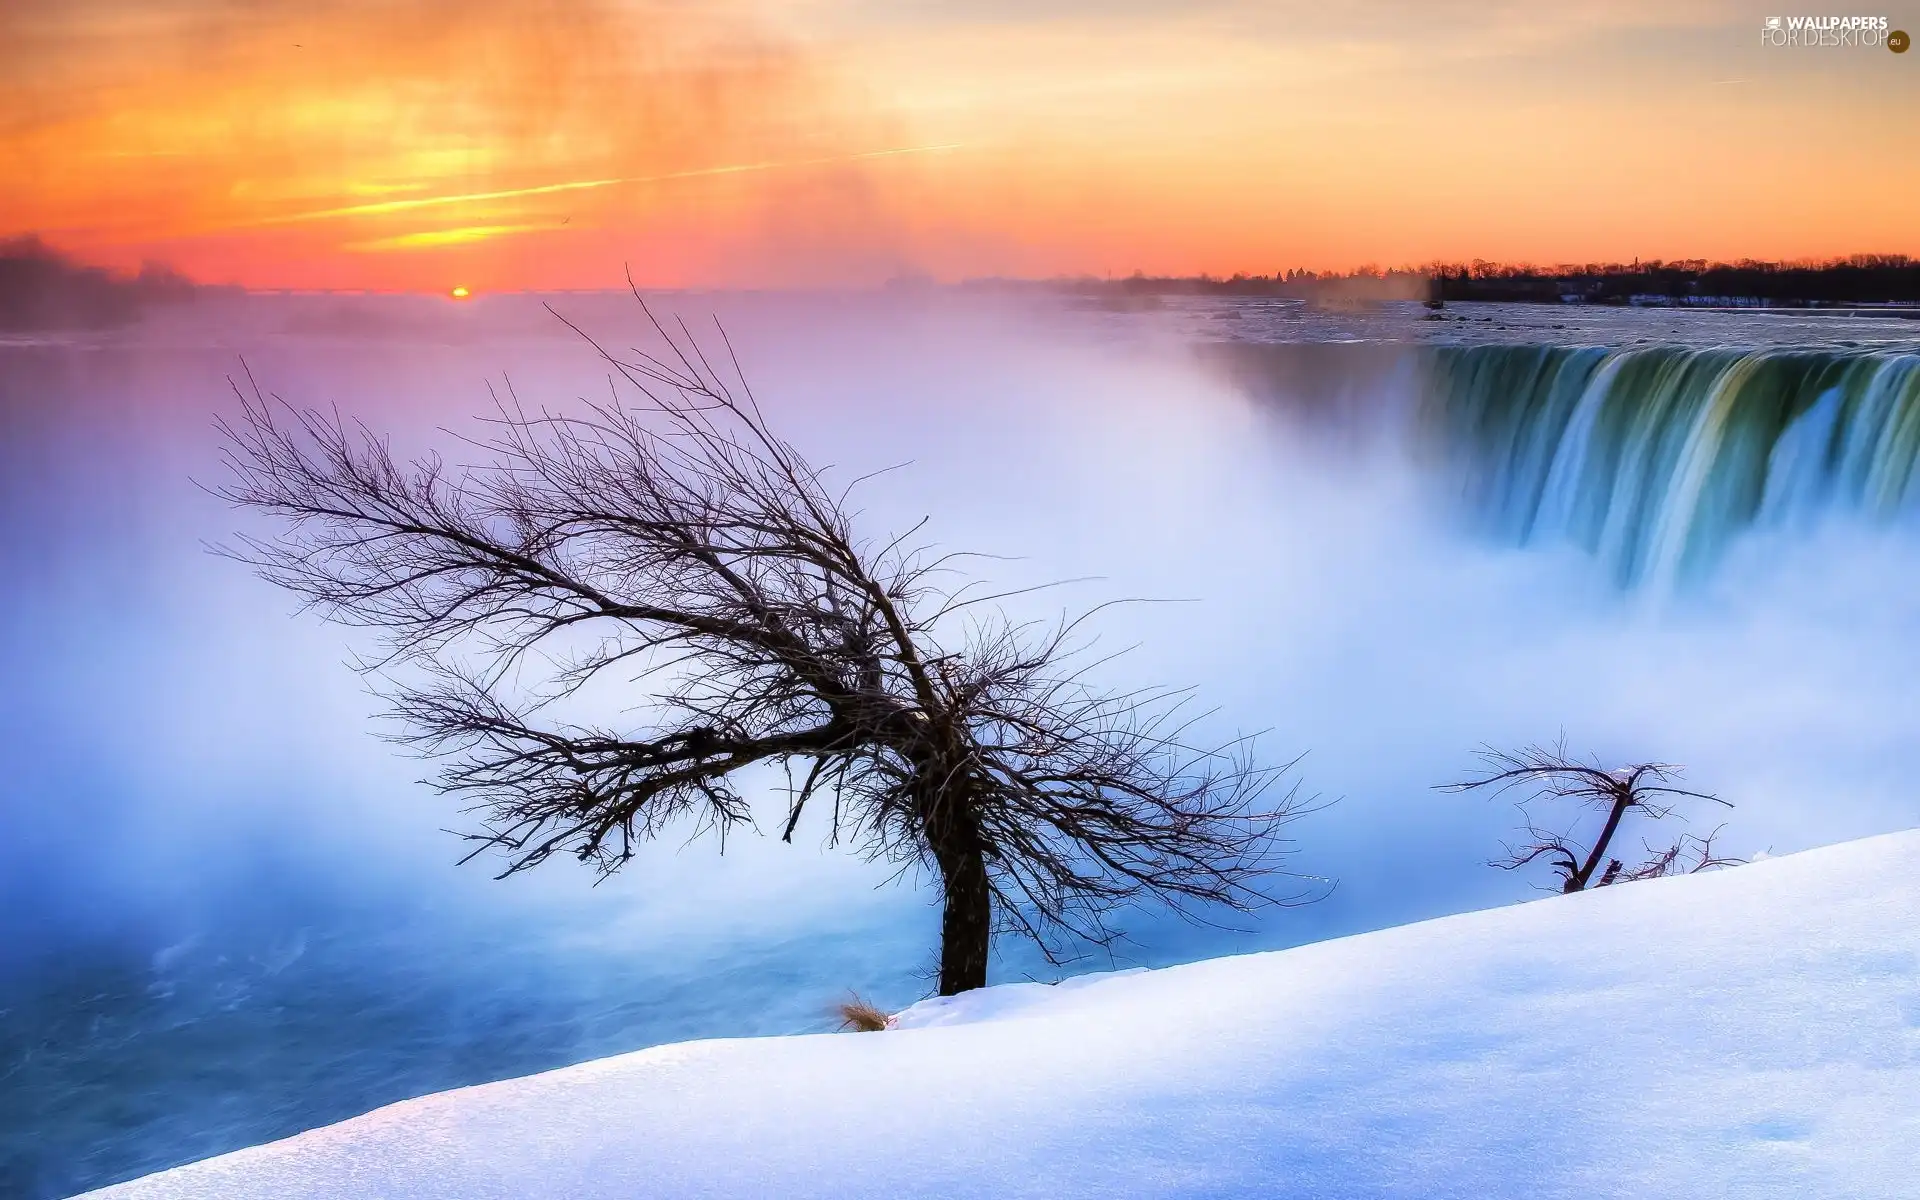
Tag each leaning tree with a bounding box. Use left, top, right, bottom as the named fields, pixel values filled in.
left=216, top=302, right=1306, bottom=995
left=1440, top=741, right=1741, bottom=894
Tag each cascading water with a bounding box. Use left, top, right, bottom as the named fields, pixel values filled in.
left=1422, top=345, right=1920, bottom=587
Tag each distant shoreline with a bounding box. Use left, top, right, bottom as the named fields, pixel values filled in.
left=960, top=257, right=1920, bottom=311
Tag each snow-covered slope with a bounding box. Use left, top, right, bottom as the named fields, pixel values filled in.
left=87, top=831, right=1920, bottom=1200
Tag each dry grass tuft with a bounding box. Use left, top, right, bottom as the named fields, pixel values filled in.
left=836, top=994, right=892, bottom=1032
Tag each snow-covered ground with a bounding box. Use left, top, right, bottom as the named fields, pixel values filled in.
left=86, top=830, right=1920, bottom=1199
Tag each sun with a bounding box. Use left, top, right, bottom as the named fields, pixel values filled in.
left=449, top=285, right=471, bottom=300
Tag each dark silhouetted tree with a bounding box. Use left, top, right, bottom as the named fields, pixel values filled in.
left=1440, top=741, right=1741, bottom=894
left=215, top=301, right=1309, bottom=995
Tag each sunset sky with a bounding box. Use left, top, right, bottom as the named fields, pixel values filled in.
left=4, top=0, right=1916, bottom=290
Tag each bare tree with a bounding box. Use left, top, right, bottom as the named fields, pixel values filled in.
left=1439, top=741, right=1741, bottom=894
left=213, top=300, right=1309, bottom=995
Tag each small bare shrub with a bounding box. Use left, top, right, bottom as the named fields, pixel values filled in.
left=836, top=995, right=892, bottom=1033
left=1440, top=740, right=1743, bottom=894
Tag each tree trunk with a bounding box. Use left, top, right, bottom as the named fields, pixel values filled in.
left=919, top=753, right=992, bottom=995
left=1571, top=795, right=1634, bottom=891
left=936, top=848, right=991, bottom=995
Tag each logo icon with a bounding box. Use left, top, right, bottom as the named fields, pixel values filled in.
left=1891, top=29, right=1911, bottom=52
left=1765, top=16, right=1782, bottom=30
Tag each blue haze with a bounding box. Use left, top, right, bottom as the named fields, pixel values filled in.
left=3, top=295, right=1918, bottom=1197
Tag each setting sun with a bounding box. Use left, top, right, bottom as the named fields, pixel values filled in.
left=449, top=285, right=470, bottom=299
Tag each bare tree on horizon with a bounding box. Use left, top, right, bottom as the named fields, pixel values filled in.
left=213, top=299, right=1312, bottom=996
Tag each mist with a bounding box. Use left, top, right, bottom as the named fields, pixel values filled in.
left=6, top=290, right=1919, bottom=959
left=5, top=291, right=1920, bottom=1193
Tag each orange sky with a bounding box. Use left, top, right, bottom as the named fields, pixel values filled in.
left=3, top=0, right=1916, bottom=290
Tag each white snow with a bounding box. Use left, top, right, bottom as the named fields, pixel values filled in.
left=86, top=830, right=1920, bottom=1199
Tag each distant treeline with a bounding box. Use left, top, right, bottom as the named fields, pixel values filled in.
left=0, top=237, right=207, bottom=330
left=984, top=255, right=1920, bottom=307
left=1430, top=255, right=1920, bottom=306
left=964, top=267, right=1430, bottom=304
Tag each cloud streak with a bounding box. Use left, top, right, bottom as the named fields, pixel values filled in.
left=254, top=144, right=967, bottom=229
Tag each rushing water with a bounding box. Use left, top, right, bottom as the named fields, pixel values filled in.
left=1422, top=345, right=1920, bottom=587
left=4, top=296, right=1918, bottom=1197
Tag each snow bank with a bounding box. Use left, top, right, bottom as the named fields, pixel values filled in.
left=86, top=831, right=1920, bottom=1199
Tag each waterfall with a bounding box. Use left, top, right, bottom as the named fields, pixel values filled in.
left=1422, top=345, right=1920, bottom=587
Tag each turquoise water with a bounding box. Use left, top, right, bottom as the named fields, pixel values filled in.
left=0, top=892, right=936, bottom=1198
left=1423, top=345, right=1920, bottom=587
